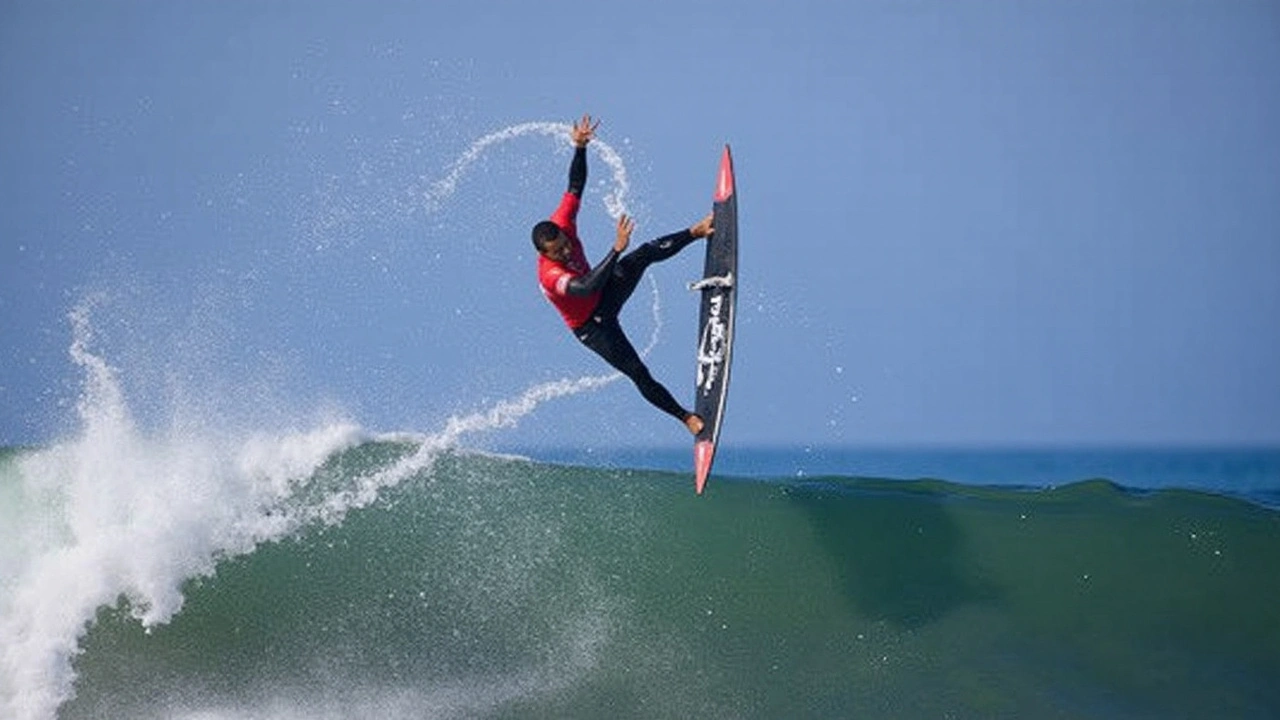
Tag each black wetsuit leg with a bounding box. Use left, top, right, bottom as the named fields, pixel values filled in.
left=572, top=228, right=699, bottom=422
left=593, top=230, right=697, bottom=318
left=574, top=315, right=689, bottom=422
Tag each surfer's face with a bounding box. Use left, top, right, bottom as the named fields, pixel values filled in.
left=542, top=231, right=572, bottom=263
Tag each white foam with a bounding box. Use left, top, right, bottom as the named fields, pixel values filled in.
left=1, top=301, right=368, bottom=720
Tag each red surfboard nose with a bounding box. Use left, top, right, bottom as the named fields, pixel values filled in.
left=714, top=147, right=734, bottom=202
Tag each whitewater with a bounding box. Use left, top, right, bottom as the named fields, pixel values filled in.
left=0, top=122, right=648, bottom=720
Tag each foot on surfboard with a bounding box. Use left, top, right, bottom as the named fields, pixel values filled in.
left=684, top=413, right=705, bottom=436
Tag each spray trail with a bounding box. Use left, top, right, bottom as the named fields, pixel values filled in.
left=304, top=375, right=618, bottom=527
left=431, top=120, right=662, bottom=351
left=425, top=121, right=631, bottom=219
left=424, top=120, right=663, bottom=359
left=422, top=119, right=664, bottom=405
left=301, top=120, right=666, bottom=525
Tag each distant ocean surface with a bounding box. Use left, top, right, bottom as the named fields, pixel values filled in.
left=525, top=445, right=1280, bottom=507
left=3, top=440, right=1278, bottom=720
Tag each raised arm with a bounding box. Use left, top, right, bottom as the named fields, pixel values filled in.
left=567, top=146, right=587, bottom=197
left=567, top=114, right=598, bottom=198
left=563, top=214, right=633, bottom=296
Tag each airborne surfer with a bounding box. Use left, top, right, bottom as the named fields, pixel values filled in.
left=531, top=114, right=712, bottom=435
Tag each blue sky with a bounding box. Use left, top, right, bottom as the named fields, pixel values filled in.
left=2, top=1, right=1277, bottom=449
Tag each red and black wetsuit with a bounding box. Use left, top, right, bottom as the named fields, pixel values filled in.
left=537, top=146, right=698, bottom=422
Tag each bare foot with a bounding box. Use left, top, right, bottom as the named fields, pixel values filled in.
left=684, top=413, right=705, bottom=435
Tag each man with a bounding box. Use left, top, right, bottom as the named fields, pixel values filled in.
left=531, top=114, right=712, bottom=435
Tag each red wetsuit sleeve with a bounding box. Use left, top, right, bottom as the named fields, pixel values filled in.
left=550, top=191, right=580, bottom=238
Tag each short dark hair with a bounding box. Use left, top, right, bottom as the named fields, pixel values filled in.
left=531, top=220, right=560, bottom=252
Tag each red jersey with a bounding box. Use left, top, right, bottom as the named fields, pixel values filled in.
left=537, top=192, right=601, bottom=328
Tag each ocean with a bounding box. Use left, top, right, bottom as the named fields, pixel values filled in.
left=3, top=436, right=1278, bottom=720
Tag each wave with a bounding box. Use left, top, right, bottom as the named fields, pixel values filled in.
left=4, top=442, right=1275, bottom=719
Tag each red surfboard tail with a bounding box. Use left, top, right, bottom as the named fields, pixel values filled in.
left=694, top=440, right=715, bottom=495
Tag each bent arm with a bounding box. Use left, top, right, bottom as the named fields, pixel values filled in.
left=564, top=249, right=618, bottom=296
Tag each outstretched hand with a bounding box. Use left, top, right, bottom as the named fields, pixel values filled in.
left=570, top=114, right=600, bottom=148
left=614, top=214, right=634, bottom=253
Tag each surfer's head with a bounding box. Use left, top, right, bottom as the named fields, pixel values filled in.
left=532, top=220, right=570, bottom=261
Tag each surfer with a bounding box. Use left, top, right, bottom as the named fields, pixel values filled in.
left=532, top=114, right=711, bottom=435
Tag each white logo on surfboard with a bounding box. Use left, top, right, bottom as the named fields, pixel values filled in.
left=697, top=293, right=727, bottom=395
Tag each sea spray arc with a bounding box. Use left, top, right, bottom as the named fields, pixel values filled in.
left=307, top=121, right=667, bottom=525
left=426, top=121, right=631, bottom=219
left=0, top=122, right=662, bottom=720
left=304, top=375, right=620, bottom=527
left=424, top=121, right=660, bottom=354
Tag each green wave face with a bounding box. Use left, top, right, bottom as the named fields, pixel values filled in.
left=44, top=446, right=1280, bottom=720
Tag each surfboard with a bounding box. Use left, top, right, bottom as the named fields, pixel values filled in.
left=691, top=145, right=738, bottom=494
